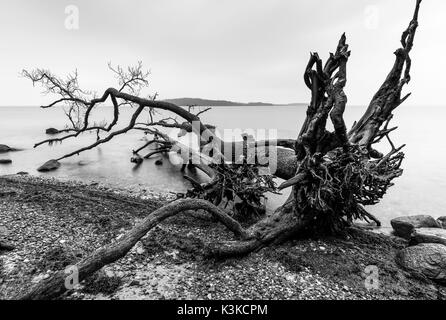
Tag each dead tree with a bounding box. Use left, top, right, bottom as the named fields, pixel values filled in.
left=19, top=0, right=422, bottom=300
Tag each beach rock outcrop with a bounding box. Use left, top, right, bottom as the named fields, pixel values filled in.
left=438, top=217, right=446, bottom=229
left=391, top=215, right=441, bottom=239
left=45, top=128, right=60, bottom=135
left=37, top=159, right=61, bottom=172
left=0, top=159, right=12, bottom=164
left=411, top=228, right=446, bottom=246
left=396, top=244, right=446, bottom=284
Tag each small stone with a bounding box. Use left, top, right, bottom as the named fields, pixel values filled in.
left=0, top=226, right=8, bottom=236
left=0, top=144, right=12, bottom=153
left=45, top=128, right=60, bottom=135
left=37, top=159, right=61, bottom=172
left=155, top=159, right=163, bottom=166
left=129, top=280, right=140, bottom=287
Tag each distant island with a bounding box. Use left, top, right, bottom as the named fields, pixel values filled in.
left=163, top=98, right=305, bottom=107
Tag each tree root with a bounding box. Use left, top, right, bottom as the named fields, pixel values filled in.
left=18, top=195, right=310, bottom=300
left=357, top=205, right=381, bottom=227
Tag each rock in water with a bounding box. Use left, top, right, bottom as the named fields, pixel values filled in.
left=0, top=144, right=20, bottom=153
left=391, top=215, right=441, bottom=239
left=37, top=159, right=61, bottom=172
left=0, top=144, right=12, bottom=153
left=0, top=159, right=12, bottom=164
left=438, top=217, right=446, bottom=229
left=411, top=228, right=446, bottom=246
left=131, top=155, right=143, bottom=164
left=396, top=244, right=446, bottom=284
left=45, top=128, right=60, bottom=135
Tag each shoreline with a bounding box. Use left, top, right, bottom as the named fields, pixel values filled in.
left=0, top=174, right=443, bottom=300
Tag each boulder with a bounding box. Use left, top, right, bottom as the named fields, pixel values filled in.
left=438, top=217, right=446, bottom=229
left=131, top=155, right=143, bottom=164
left=411, top=228, right=446, bottom=246
left=0, top=144, right=20, bottom=153
left=391, top=215, right=441, bottom=239
left=37, top=159, right=61, bottom=172
left=0, top=159, right=12, bottom=164
left=396, top=243, right=446, bottom=283
left=45, top=128, right=60, bottom=135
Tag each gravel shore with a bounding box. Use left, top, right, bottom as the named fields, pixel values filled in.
left=0, top=174, right=443, bottom=300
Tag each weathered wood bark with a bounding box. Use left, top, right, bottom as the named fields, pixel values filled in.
left=207, top=0, right=421, bottom=253
left=0, top=240, right=15, bottom=251
left=349, top=0, right=421, bottom=148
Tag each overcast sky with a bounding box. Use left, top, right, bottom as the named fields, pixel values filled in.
left=0, top=0, right=444, bottom=106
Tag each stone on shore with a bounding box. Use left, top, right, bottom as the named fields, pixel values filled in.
left=391, top=215, right=441, bottom=239
left=411, top=228, right=446, bottom=246
left=0, top=240, right=15, bottom=251
left=438, top=217, right=446, bottom=229
left=37, top=159, right=61, bottom=172
left=45, top=128, right=60, bottom=135
left=0, top=159, right=12, bottom=164
left=396, top=244, right=446, bottom=284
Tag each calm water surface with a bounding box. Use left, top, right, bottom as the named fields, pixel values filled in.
left=0, top=105, right=445, bottom=226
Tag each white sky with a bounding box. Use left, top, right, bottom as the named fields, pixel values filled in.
left=0, top=0, right=444, bottom=106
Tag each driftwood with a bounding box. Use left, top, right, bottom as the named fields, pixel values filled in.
left=20, top=0, right=422, bottom=300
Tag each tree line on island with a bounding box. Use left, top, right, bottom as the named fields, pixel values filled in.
left=163, top=98, right=304, bottom=107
